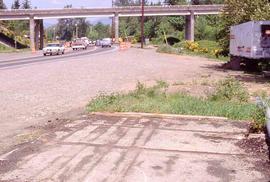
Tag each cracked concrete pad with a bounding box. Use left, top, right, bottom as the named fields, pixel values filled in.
left=0, top=115, right=269, bottom=182
left=124, top=151, right=265, bottom=182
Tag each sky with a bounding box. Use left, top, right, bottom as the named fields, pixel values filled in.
left=4, top=0, right=116, bottom=9
left=3, top=0, right=161, bottom=26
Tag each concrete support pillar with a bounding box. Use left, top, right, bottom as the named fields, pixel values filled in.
left=29, top=16, right=35, bottom=52
left=114, top=13, right=119, bottom=43
left=34, top=20, right=40, bottom=51
left=111, top=16, right=115, bottom=40
left=39, top=19, right=44, bottom=50
left=185, top=11, right=195, bottom=41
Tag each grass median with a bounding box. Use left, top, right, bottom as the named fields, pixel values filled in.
left=87, top=80, right=259, bottom=122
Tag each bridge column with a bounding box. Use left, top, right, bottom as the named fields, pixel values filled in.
left=29, top=16, right=36, bottom=52
left=39, top=19, right=44, bottom=50
left=185, top=11, right=195, bottom=41
left=34, top=19, right=40, bottom=51
left=114, top=13, right=119, bottom=43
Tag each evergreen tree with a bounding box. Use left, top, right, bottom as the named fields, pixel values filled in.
left=22, top=0, right=31, bottom=9
left=0, top=0, right=6, bottom=9
left=164, top=0, right=187, bottom=5
left=165, top=0, right=223, bottom=5
left=11, top=0, right=20, bottom=9
left=114, top=0, right=143, bottom=6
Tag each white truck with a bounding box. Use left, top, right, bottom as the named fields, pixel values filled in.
left=229, top=21, right=270, bottom=71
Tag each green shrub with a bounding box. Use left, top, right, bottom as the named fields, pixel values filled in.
left=251, top=98, right=270, bottom=132
left=209, top=77, right=249, bottom=103
left=251, top=106, right=266, bottom=132
left=172, top=40, right=227, bottom=61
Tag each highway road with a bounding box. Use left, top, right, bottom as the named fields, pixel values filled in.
left=0, top=46, right=116, bottom=70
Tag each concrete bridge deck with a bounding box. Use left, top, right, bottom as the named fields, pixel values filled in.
left=0, top=5, right=224, bottom=20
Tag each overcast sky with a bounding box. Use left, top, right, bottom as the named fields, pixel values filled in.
left=3, top=0, right=162, bottom=26
left=4, top=0, right=161, bottom=9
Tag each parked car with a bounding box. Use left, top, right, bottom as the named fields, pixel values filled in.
left=101, top=38, right=112, bottom=48
left=43, top=43, right=65, bottom=56
left=72, top=41, right=87, bottom=50
left=95, top=39, right=102, bottom=46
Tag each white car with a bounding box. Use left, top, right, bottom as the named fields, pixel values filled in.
left=101, top=38, right=112, bottom=48
left=43, top=43, right=65, bottom=56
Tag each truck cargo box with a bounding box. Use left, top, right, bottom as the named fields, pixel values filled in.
left=230, top=21, right=270, bottom=60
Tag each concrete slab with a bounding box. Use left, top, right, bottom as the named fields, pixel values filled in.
left=0, top=115, right=269, bottom=181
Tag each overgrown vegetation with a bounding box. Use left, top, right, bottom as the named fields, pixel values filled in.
left=0, top=0, right=31, bottom=43
left=157, top=40, right=229, bottom=61
left=0, top=44, right=13, bottom=52
left=88, top=79, right=268, bottom=132
left=156, top=44, right=181, bottom=54
left=87, top=79, right=257, bottom=126
left=209, top=78, right=249, bottom=103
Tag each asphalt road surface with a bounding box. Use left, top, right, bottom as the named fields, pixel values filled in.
left=0, top=46, right=115, bottom=70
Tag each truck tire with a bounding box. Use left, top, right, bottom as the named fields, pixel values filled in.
left=244, top=60, right=260, bottom=72
left=230, top=56, right=241, bottom=70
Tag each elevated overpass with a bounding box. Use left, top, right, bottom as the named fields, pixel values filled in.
left=0, top=5, right=224, bottom=51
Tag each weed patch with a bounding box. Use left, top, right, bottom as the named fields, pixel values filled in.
left=209, top=77, right=249, bottom=103
left=157, top=44, right=181, bottom=55
left=88, top=80, right=259, bottom=122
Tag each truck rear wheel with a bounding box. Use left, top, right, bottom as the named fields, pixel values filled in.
left=244, top=60, right=260, bottom=72
left=229, top=56, right=241, bottom=70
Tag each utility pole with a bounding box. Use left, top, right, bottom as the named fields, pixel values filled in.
left=141, top=0, right=145, bottom=48
left=111, top=0, right=114, bottom=41
left=53, top=27, right=56, bottom=41
left=75, top=24, right=78, bottom=38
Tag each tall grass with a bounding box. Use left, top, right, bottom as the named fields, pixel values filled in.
left=87, top=80, right=258, bottom=121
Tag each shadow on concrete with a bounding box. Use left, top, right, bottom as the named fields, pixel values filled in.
left=265, top=129, right=270, bottom=160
